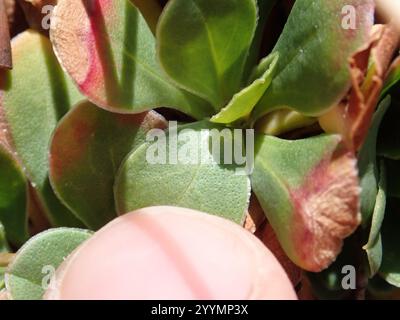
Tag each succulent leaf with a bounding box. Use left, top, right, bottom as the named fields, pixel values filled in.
left=50, top=0, right=213, bottom=119
left=363, top=161, right=386, bottom=277
left=5, top=228, right=92, bottom=300
left=242, top=0, right=277, bottom=82
left=358, top=96, right=391, bottom=225
left=210, top=53, right=279, bottom=124
left=157, top=0, right=258, bottom=109
left=253, top=0, right=374, bottom=119
left=0, top=144, right=28, bottom=247
left=0, top=30, right=84, bottom=227
left=251, top=134, right=360, bottom=271
left=115, top=121, right=251, bottom=224
left=49, top=101, right=167, bottom=229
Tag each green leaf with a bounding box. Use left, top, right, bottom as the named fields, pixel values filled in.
left=5, top=228, right=92, bottom=300
left=49, top=101, right=167, bottom=229
left=0, top=145, right=28, bottom=247
left=251, top=134, right=360, bottom=271
left=363, top=161, right=386, bottom=277
left=365, top=234, right=383, bottom=279
left=115, top=121, right=251, bottom=224
left=380, top=198, right=400, bottom=288
left=0, top=223, right=9, bottom=291
left=157, top=0, right=257, bottom=109
left=0, top=267, right=5, bottom=291
left=0, top=223, right=9, bottom=253
left=358, top=96, right=391, bottom=225
left=210, top=53, right=279, bottom=124
left=50, top=0, right=213, bottom=120
left=253, top=0, right=374, bottom=119
left=377, top=96, right=400, bottom=160
left=242, top=0, right=277, bottom=81
left=0, top=30, right=84, bottom=228
left=255, top=109, right=316, bottom=136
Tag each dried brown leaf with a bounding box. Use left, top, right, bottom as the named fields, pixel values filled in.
left=290, top=148, right=361, bottom=271
left=319, top=24, right=399, bottom=151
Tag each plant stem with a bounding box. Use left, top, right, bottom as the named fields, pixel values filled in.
left=0, top=0, right=12, bottom=69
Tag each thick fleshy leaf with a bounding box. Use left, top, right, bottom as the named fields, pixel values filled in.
left=253, top=0, right=374, bottom=119
left=49, top=101, right=167, bottom=229
left=210, top=53, right=279, bottom=124
left=0, top=30, right=84, bottom=227
left=380, top=198, right=400, bottom=288
left=5, top=228, right=92, bottom=300
left=50, top=0, right=213, bottom=119
left=365, top=234, right=383, bottom=278
left=242, top=0, right=277, bottom=81
left=0, top=144, right=28, bottom=247
left=115, top=121, right=251, bottom=224
left=378, top=96, right=400, bottom=160
left=255, top=109, right=316, bottom=136
left=363, top=161, right=386, bottom=277
left=358, top=97, right=391, bottom=225
left=17, top=0, right=162, bottom=34
left=157, top=0, right=257, bottom=109
left=251, top=134, right=360, bottom=271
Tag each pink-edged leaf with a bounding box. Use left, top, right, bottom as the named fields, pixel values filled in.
left=50, top=0, right=213, bottom=119
left=0, top=30, right=84, bottom=227
left=49, top=101, right=167, bottom=229
left=253, top=0, right=375, bottom=119
left=251, top=134, right=360, bottom=271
